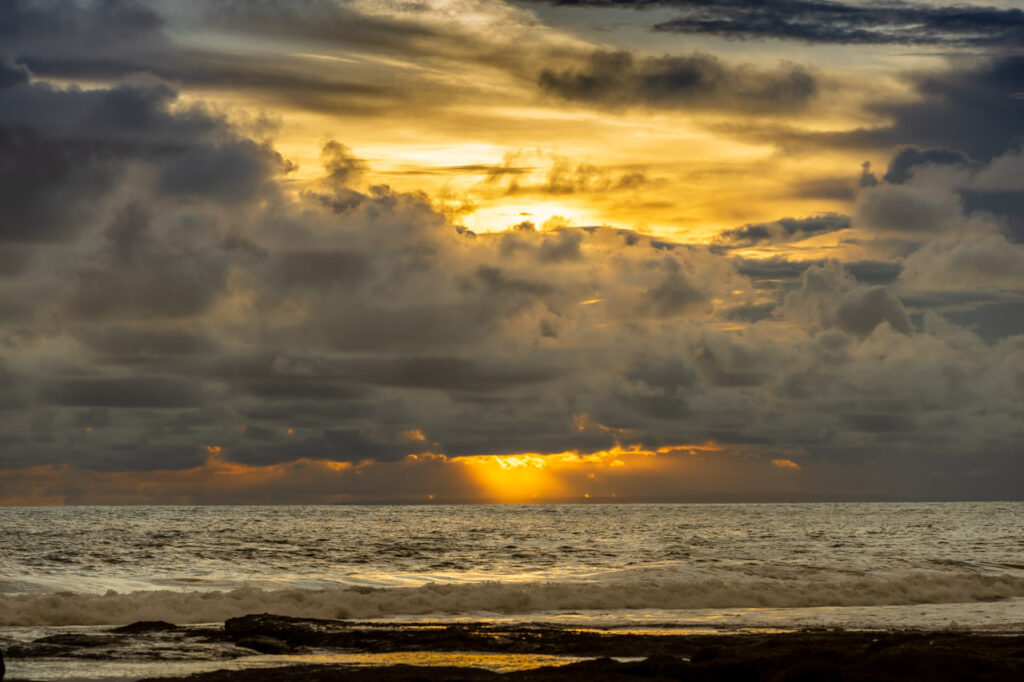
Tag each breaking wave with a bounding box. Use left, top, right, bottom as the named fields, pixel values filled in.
left=4, top=571, right=1024, bottom=626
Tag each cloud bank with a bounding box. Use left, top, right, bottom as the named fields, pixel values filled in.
left=1, top=1, right=1022, bottom=503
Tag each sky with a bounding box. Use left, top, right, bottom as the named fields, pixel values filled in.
left=0, top=0, right=1022, bottom=504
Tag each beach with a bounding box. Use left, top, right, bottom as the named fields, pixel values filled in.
left=3, top=615, right=1023, bottom=681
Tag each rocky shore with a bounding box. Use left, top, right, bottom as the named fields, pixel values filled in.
left=4, top=614, right=1023, bottom=681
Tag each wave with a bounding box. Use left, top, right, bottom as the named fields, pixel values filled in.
left=3, top=571, right=1024, bottom=626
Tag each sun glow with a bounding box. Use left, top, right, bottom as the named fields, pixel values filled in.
left=461, top=201, right=593, bottom=234
left=455, top=442, right=722, bottom=502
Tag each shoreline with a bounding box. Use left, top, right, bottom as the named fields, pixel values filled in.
left=4, top=614, right=1023, bottom=681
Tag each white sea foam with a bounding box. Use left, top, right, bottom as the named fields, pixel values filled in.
left=3, top=571, right=1024, bottom=626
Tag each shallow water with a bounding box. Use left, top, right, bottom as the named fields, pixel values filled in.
left=5, top=648, right=598, bottom=681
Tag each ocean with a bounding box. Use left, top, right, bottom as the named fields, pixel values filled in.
left=1, top=502, right=1023, bottom=680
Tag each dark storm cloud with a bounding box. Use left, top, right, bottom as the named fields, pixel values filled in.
left=733, top=256, right=899, bottom=288
left=159, top=140, right=289, bottom=202
left=735, top=257, right=813, bottom=284
left=841, top=413, right=917, bottom=433
left=0, top=0, right=453, bottom=121
left=347, top=356, right=565, bottom=392
left=240, top=379, right=366, bottom=402
left=646, top=269, right=708, bottom=316
left=0, top=61, right=30, bottom=87
left=315, top=302, right=505, bottom=352
left=266, top=250, right=369, bottom=290
left=75, top=326, right=220, bottom=363
left=189, top=0, right=436, bottom=50
left=838, top=56, right=1024, bottom=162
left=531, top=0, right=1024, bottom=46
left=0, top=66, right=287, bottom=243
left=883, top=147, right=974, bottom=184
left=834, top=285, right=913, bottom=337
left=1, top=6, right=1023, bottom=499
left=2, top=0, right=569, bottom=117
left=715, top=212, right=849, bottom=248
left=860, top=145, right=1024, bottom=243
left=779, top=261, right=919, bottom=339
left=726, top=56, right=1024, bottom=164
left=626, top=353, right=697, bottom=393
left=694, top=337, right=768, bottom=387
left=43, top=377, right=206, bottom=408
left=539, top=49, right=817, bottom=113
left=0, top=0, right=164, bottom=53
left=70, top=206, right=231, bottom=319
left=844, top=260, right=901, bottom=286
left=943, top=301, right=1024, bottom=342
left=962, top=190, right=1024, bottom=243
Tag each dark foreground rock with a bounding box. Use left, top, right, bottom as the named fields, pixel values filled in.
left=112, top=621, right=181, bottom=634
left=133, top=615, right=1024, bottom=682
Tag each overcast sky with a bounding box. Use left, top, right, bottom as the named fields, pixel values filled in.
left=1, top=0, right=1022, bottom=503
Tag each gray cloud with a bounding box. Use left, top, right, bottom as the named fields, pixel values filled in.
left=44, top=377, right=206, bottom=408
left=838, top=56, right=1024, bottom=163
left=1, top=0, right=576, bottom=118
left=540, top=49, right=817, bottom=113
left=0, top=65, right=287, bottom=244
left=883, top=147, right=974, bottom=185
left=530, top=0, right=1024, bottom=47
left=714, top=212, right=850, bottom=248
left=834, top=285, right=913, bottom=337
left=1, top=5, right=1023, bottom=498
left=69, top=204, right=232, bottom=319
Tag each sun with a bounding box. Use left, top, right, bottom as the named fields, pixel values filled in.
left=461, top=201, right=594, bottom=234
left=459, top=454, right=565, bottom=502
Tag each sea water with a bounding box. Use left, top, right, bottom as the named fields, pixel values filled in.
left=2, top=503, right=1023, bottom=679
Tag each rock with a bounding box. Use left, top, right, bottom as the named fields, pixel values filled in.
left=112, top=621, right=179, bottom=634
left=235, top=636, right=292, bottom=655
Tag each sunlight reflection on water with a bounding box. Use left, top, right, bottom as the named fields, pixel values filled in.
left=5, top=650, right=597, bottom=681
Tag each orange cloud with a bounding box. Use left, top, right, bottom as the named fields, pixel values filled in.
left=401, top=428, right=427, bottom=442
left=0, top=447, right=354, bottom=505
left=0, top=440, right=809, bottom=505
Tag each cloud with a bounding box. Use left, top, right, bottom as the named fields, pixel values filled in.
left=726, top=56, right=1024, bottom=168
left=43, top=377, right=207, bottom=409
left=530, top=0, right=1024, bottom=47
left=899, top=226, right=1024, bottom=291
left=855, top=182, right=964, bottom=235
left=2, top=0, right=588, bottom=116
left=836, top=56, right=1024, bottom=162
left=851, top=145, right=1024, bottom=294
left=882, top=147, right=974, bottom=185
left=540, top=49, right=817, bottom=113
left=0, top=0, right=165, bottom=56
left=0, top=440, right=833, bottom=504
left=834, top=285, right=913, bottom=337
left=1, top=11, right=1024, bottom=500
left=714, top=212, right=850, bottom=248
left=780, top=261, right=913, bottom=337
left=0, top=64, right=288, bottom=244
